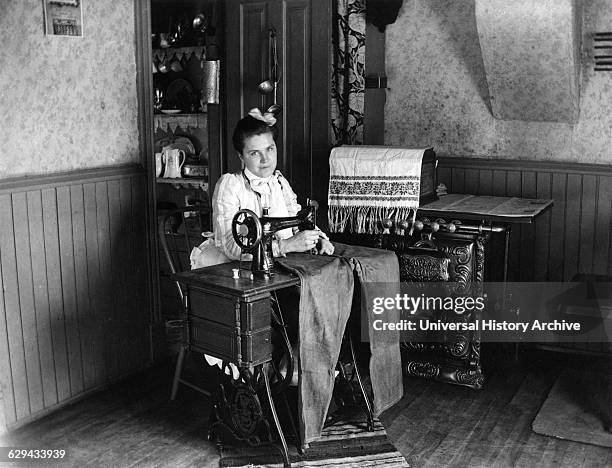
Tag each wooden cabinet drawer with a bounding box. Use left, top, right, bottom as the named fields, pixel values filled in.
left=189, top=316, right=271, bottom=366
left=189, top=289, right=270, bottom=331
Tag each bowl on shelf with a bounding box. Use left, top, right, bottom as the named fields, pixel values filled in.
left=165, top=78, right=195, bottom=111
left=161, top=109, right=182, bottom=115
left=182, top=164, right=208, bottom=177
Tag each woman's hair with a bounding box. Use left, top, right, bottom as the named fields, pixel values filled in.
left=232, top=115, right=277, bottom=153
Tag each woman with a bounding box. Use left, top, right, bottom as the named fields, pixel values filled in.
left=212, top=108, right=334, bottom=260
left=193, top=108, right=333, bottom=382
left=198, top=110, right=402, bottom=445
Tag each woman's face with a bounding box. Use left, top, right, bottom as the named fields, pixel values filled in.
left=239, top=132, right=277, bottom=178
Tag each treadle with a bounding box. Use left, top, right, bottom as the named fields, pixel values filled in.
left=208, top=364, right=291, bottom=467
left=329, top=332, right=375, bottom=431
left=208, top=371, right=272, bottom=445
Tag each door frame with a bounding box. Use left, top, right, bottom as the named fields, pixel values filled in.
left=134, top=0, right=163, bottom=361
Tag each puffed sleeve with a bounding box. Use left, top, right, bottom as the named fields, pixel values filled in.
left=212, top=174, right=246, bottom=260
left=277, top=172, right=301, bottom=216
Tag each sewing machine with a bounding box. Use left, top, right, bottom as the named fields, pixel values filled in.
left=232, top=205, right=316, bottom=276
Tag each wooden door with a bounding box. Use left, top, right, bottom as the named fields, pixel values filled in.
left=225, top=0, right=277, bottom=173
left=225, top=0, right=331, bottom=209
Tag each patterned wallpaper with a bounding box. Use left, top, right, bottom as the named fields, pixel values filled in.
left=475, top=0, right=580, bottom=123
left=0, top=0, right=139, bottom=178
left=385, top=0, right=612, bottom=164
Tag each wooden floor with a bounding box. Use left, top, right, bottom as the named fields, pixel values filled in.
left=1, top=348, right=611, bottom=468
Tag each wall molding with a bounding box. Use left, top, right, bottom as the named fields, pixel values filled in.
left=0, top=164, right=146, bottom=195
left=438, top=156, right=612, bottom=176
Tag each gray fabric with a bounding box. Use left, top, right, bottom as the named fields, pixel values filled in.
left=333, top=243, right=403, bottom=416
left=278, top=243, right=403, bottom=445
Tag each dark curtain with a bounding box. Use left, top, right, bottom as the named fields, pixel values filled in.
left=331, top=0, right=366, bottom=145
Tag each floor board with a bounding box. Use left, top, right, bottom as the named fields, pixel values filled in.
left=1, top=349, right=611, bottom=467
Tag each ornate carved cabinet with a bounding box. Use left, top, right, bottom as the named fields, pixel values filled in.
left=331, top=231, right=488, bottom=389
left=398, top=232, right=487, bottom=390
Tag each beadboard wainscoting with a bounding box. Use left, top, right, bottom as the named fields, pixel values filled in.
left=437, top=158, right=612, bottom=283
left=0, top=165, right=151, bottom=431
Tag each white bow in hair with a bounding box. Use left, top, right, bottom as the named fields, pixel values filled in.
left=248, top=108, right=277, bottom=126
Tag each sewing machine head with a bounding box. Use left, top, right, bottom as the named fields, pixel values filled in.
left=232, top=205, right=316, bottom=277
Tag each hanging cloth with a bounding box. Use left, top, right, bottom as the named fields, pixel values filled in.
left=331, top=0, right=366, bottom=145
left=328, top=145, right=428, bottom=233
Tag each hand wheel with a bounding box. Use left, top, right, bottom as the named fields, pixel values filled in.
left=232, top=209, right=262, bottom=251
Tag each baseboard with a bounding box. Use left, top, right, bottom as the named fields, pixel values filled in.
left=534, top=343, right=612, bottom=357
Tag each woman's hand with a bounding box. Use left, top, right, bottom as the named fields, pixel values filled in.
left=282, top=230, right=321, bottom=253
left=316, top=238, right=334, bottom=255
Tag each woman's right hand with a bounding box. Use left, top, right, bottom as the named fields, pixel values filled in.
left=282, top=230, right=321, bottom=253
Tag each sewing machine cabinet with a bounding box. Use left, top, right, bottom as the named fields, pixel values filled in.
left=175, top=263, right=300, bottom=367
left=173, top=263, right=300, bottom=465
left=188, top=288, right=272, bottom=366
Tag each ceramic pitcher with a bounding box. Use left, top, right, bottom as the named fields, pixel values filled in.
left=162, top=149, right=185, bottom=178
left=155, top=153, right=163, bottom=177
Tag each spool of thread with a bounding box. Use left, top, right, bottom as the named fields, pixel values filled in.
left=232, top=268, right=240, bottom=279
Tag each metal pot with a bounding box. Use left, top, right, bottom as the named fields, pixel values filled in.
left=182, top=164, right=208, bottom=177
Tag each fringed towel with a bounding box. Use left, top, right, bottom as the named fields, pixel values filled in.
left=328, top=145, right=430, bottom=233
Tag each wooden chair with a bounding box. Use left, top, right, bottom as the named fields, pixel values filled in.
left=157, top=204, right=213, bottom=399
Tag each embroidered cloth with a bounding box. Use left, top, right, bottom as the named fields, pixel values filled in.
left=328, top=145, right=428, bottom=233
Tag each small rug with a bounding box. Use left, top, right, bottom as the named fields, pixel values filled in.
left=532, top=369, right=612, bottom=448
left=219, top=412, right=409, bottom=467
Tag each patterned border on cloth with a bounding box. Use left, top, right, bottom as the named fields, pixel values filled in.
left=327, top=146, right=426, bottom=233
left=329, top=176, right=421, bottom=202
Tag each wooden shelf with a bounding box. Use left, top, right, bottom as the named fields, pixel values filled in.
left=155, top=112, right=207, bottom=116
left=152, top=46, right=206, bottom=55
left=156, top=177, right=208, bottom=191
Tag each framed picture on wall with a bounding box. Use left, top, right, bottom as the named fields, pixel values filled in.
left=43, top=0, right=83, bottom=37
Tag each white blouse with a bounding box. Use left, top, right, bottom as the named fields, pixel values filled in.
left=211, top=169, right=301, bottom=260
